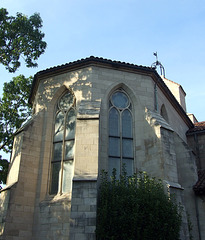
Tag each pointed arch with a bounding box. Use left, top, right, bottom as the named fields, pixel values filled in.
left=99, top=82, right=139, bottom=175
left=49, top=85, right=72, bottom=108
left=106, top=82, right=137, bottom=107
left=50, top=89, right=76, bottom=195
left=108, top=88, right=134, bottom=178
left=160, top=104, right=169, bottom=123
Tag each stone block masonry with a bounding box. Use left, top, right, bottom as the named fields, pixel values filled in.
left=69, top=179, right=97, bottom=240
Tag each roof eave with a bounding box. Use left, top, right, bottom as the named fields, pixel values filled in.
left=28, top=56, right=156, bottom=104
left=28, top=56, right=194, bottom=128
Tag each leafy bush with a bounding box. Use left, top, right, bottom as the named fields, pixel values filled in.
left=96, top=169, right=182, bottom=240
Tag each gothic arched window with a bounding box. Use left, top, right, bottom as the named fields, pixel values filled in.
left=50, top=91, right=76, bottom=194
left=108, top=89, right=134, bottom=177
left=160, top=104, right=169, bottom=123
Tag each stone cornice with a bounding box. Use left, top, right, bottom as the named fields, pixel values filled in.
left=29, top=56, right=193, bottom=129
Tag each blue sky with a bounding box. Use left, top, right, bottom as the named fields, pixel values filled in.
left=1, top=0, right=205, bottom=123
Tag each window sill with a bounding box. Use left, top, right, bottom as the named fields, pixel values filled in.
left=43, top=192, right=72, bottom=204
left=73, top=175, right=98, bottom=182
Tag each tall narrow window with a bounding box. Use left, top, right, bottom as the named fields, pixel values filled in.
left=50, top=91, right=76, bottom=194
left=160, top=104, right=169, bottom=123
left=108, top=89, right=134, bottom=177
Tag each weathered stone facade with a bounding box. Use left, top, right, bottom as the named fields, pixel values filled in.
left=0, top=56, right=204, bottom=239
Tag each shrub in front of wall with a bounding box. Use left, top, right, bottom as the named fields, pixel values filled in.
left=96, top=169, right=182, bottom=240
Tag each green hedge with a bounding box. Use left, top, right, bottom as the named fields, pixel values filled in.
left=96, top=169, right=182, bottom=240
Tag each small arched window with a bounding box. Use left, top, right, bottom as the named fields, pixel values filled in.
left=160, top=104, right=169, bottom=123
left=50, top=91, right=76, bottom=194
left=108, top=89, right=134, bottom=177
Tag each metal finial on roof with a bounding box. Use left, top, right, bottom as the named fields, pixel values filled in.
left=151, top=52, right=166, bottom=77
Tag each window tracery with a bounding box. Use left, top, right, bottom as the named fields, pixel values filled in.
left=108, top=89, right=134, bottom=177
left=50, top=91, right=76, bottom=194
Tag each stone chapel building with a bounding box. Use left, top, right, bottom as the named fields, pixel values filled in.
left=0, top=56, right=205, bottom=240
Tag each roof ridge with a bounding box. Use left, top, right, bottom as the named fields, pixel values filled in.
left=194, top=121, right=205, bottom=125
left=187, top=121, right=205, bottom=134
left=36, top=56, right=153, bottom=76
left=29, top=56, right=194, bottom=129
left=163, top=77, right=180, bottom=86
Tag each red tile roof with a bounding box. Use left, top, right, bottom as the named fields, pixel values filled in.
left=193, top=170, right=205, bottom=195
left=194, top=121, right=205, bottom=129
left=187, top=121, right=205, bottom=134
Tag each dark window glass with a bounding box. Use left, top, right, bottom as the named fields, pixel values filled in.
left=109, top=137, right=120, bottom=157
left=122, top=110, right=132, bottom=138
left=108, top=90, right=134, bottom=177
left=53, top=142, right=63, bottom=162
left=112, top=91, right=129, bottom=108
left=108, top=157, right=121, bottom=178
left=122, top=158, right=133, bottom=176
left=109, top=108, right=120, bottom=137
left=122, top=139, right=133, bottom=158
left=50, top=162, right=61, bottom=194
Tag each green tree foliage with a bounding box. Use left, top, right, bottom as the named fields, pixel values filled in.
left=96, top=169, right=182, bottom=240
left=0, top=155, right=9, bottom=190
left=0, top=8, right=47, bottom=72
left=0, top=75, right=33, bottom=153
left=0, top=75, right=32, bottom=186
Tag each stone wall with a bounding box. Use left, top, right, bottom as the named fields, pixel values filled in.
left=69, top=179, right=97, bottom=240
left=0, top=112, right=44, bottom=239
left=187, top=132, right=205, bottom=170
left=0, top=188, right=11, bottom=237
left=187, top=132, right=205, bottom=239
left=174, top=133, right=199, bottom=239
left=0, top=64, right=201, bottom=239
left=32, top=195, right=71, bottom=240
